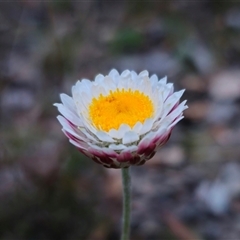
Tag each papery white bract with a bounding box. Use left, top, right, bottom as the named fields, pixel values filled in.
left=54, top=69, right=187, bottom=168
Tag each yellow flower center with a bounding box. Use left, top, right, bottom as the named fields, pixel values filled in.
left=88, top=89, right=154, bottom=132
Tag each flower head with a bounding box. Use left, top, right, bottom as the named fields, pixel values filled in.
left=54, top=69, right=187, bottom=168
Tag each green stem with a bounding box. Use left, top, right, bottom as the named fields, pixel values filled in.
left=121, top=167, right=131, bottom=240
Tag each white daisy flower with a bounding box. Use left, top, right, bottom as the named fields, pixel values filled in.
left=54, top=69, right=188, bottom=168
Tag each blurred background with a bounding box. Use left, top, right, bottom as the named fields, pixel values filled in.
left=1, top=0, right=240, bottom=239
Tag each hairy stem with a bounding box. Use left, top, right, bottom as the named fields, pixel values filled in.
left=121, top=167, right=131, bottom=240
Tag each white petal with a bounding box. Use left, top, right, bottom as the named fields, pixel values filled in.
left=118, top=70, right=131, bottom=89
left=101, top=147, right=119, bottom=156
left=108, top=124, right=131, bottom=139
left=79, top=91, right=92, bottom=110
left=171, top=89, right=185, bottom=101
left=95, top=74, right=104, bottom=83
left=139, top=70, right=149, bottom=78
left=162, top=83, right=174, bottom=101
left=60, top=93, right=76, bottom=112
left=131, top=71, right=138, bottom=81
left=122, top=131, right=139, bottom=145
left=73, top=94, right=89, bottom=115
left=95, top=131, right=115, bottom=143
left=109, top=69, right=120, bottom=83
left=139, top=125, right=167, bottom=146
left=168, top=115, right=184, bottom=129
left=79, top=127, right=99, bottom=142
left=159, top=76, right=167, bottom=84
left=108, top=129, right=121, bottom=139
left=54, top=103, right=82, bottom=126
left=152, top=89, right=164, bottom=118
left=139, top=118, right=154, bottom=135
left=160, top=90, right=185, bottom=120
left=138, top=76, right=152, bottom=96
left=69, top=139, right=88, bottom=150
left=91, top=84, right=106, bottom=98
left=102, top=76, right=117, bottom=93
left=132, top=121, right=142, bottom=133
left=162, top=100, right=188, bottom=126
left=155, top=124, right=168, bottom=136
left=138, top=131, right=156, bottom=146
left=122, top=145, right=138, bottom=152
left=72, top=82, right=92, bottom=110
left=88, top=144, right=118, bottom=158
left=150, top=74, right=158, bottom=87
left=57, top=116, right=86, bottom=141
left=57, top=115, right=70, bottom=129
left=118, top=124, right=131, bottom=137
left=131, top=71, right=140, bottom=90
left=68, top=99, right=97, bottom=135
left=109, top=144, right=127, bottom=150
left=121, top=69, right=131, bottom=78
left=73, top=79, right=91, bottom=95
